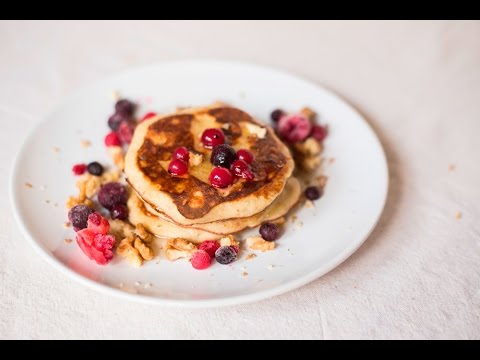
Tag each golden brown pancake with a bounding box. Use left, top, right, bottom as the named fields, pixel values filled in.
left=125, top=105, right=294, bottom=225
left=138, top=177, right=301, bottom=236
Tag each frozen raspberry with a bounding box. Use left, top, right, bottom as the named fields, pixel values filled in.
left=311, top=124, right=327, bottom=142
left=201, top=128, right=224, bottom=149
left=173, top=146, right=190, bottom=162
left=104, top=132, right=121, bottom=147
left=198, top=240, right=220, bottom=258
left=94, top=233, right=116, bottom=251
left=115, top=99, right=136, bottom=116
left=191, top=250, right=211, bottom=270
left=68, top=205, right=95, bottom=231
left=76, top=228, right=95, bottom=259
left=278, top=114, right=312, bottom=143
left=98, top=182, right=128, bottom=210
left=141, top=112, right=157, bottom=121
left=209, top=167, right=233, bottom=188
left=236, top=149, right=254, bottom=164
left=215, top=246, right=237, bottom=265
left=87, top=212, right=110, bottom=235
left=72, top=163, right=87, bottom=176
left=168, top=159, right=188, bottom=176
left=118, top=121, right=135, bottom=144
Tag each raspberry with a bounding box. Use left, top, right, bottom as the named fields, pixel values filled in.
left=76, top=228, right=95, bottom=259
left=311, top=124, right=327, bottom=142
left=104, top=132, right=121, bottom=147
left=76, top=229, right=115, bottom=265
left=278, top=114, right=312, bottom=143
left=98, top=182, right=128, bottom=210
left=72, top=163, right=87, bottom=176
left=191, top=250, right=211, bottom=270
left=87, top=212, right=110, bottom=235
left=141, top=112, right=157, bottom=121
left=118, top=121, right=135, bottom=144
left=198, top=240, right=220, bottom=258
left=68, top=204, right=95, bottom=231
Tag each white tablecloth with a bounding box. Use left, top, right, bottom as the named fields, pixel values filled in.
left=1, top=20, right=479, bottom=340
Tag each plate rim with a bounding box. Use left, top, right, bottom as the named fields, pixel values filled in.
left=9, top=59, right=389, bottom=307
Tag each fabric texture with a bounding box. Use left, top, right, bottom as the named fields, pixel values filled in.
left=0, top=20, right=479, bottom=339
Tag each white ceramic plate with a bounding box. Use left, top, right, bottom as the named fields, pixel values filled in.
left=10, top=60, right=388, bottom=307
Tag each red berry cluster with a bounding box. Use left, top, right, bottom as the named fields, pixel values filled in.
left=76, top=212, right=116, bottom=265
left=271, top=109, right=327, bottom=144
left=168, top=147, right=190, bottom=176
left=191, top=240, right=239, bottom=270
left=199, top=128, right=255, bottom=188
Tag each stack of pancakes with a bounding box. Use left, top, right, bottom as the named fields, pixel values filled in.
left=125, top=105, right=300, bottom=242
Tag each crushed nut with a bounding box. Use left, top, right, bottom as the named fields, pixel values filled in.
left=220, top=234, right=239, bottom=248
left=246, top=253, right=257, bottom=261
left=108, top=146, right=125, bottom=170
left=134, top=224, right=153, bottom=243
left=455, top=211, right=462, bottom=220
left=117, top=227, right=155, bottom=267
left=316, top=175, right=328, bottom=189
left=300, top=107, right=317, bottom=121
left=25, top=182, right=33, bottom=189
left=52, top=147, right=60, bottom=153
left=242, top=272, right=249, bottom=277
left=294, top=138, right=322, bottom=157
left=111, top=90, right=120, bottom=101
left=109, top=219, right=134, bottom=239
left=245, top=123, right=267, bottom=139
left=221, top=123, right=231, bottom=130
left=80, top=140, right=91, bottom=148
left=188, top=152, right=204, bottom=167
left=448, top=164, right=456, bottom=172
left=64, top=239, right=72, bottom=244
left=246, top=236, right=275, bottom=251
left=165, top=238, right=197, bottom=261
left=63, top=222, right=71, bottom=229
left=304, top=200, right=314, bottom=209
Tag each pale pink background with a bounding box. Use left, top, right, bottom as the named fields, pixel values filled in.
left=1, top=20, right=479, bottom=339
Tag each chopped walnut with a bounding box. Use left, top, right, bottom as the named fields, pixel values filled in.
left=246, top=236, right=275, bottom=251
left=294, top=138, right=322, bottom=157
left=300, top=107, right=317, bottom=121
left=304, top=200, right=315, bottom=209
left=220, top=234, right=239, bottom=248
left=109, top=219, right=134, bottom=239
left=108, top=146, right=125, bottom=170
left=80, top=140, right=91, bottom=148
left=165, top=238, right=197, bottom=261
left=300, top=155, right=322, bottom=172
left=117, top=225, right=155, bottom=267
left=245, top=123, right=267, bottom=139
left=66, top=170, right=121, bottom=209
left=189, top=152, right=204, bottom=167
left=246, top=253, right=257, bottom=261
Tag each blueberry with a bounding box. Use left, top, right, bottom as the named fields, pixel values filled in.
left=270, top=109, right=284, bottom=122
left=210, top=144, right=236, bottom=168
left=98, top=182, right=128, bottom=210
left=259, top=222, right=280, bottom=241
left=111, top=204, right=129, bottom=220
left=87, top=162, right=104, bottom=176
left=108, top=112, right=130, bottom=131
left=68, top=205, right=95, bottom=231
left=215, top=246, right=237, bottom=265
left=305, top=186, right=322, bottom=200
left=115, top=99, right=136, bottom=116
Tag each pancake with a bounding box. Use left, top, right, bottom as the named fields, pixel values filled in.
left=141, top=177, right=301, bottom=236
left=125, top=105, right=294, bottom=225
